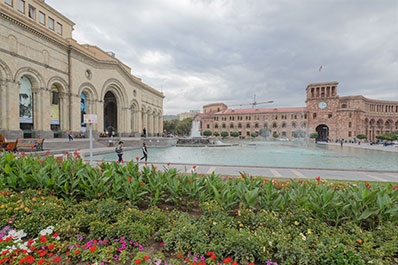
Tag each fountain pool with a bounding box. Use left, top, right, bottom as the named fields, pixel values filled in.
left=91, top=141, right=398, bottom=171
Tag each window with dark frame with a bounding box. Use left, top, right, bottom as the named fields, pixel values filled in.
left=5, top=0, right=13, bottom=7
left=48, top=17, right=54, bottom=30
left=17, top=0, right=24, bottom=13
left=39, top=11, right=45, bottom=25
left=56, top=22, right=62, bottom=35
left=28, top=4, right=36, bottom=20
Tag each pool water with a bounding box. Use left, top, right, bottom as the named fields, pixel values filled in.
left=92, top=141, right=398, bottom=171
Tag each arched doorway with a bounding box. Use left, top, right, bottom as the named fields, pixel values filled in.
left=50, top=84, right=61, bottom=138
left=19, top=76, right=34, bottom=138
left=316, top=124, right=329, bottom=142
left=104, top=91, right=117, bottom=136
left=81, top=92, right=87, bottom=132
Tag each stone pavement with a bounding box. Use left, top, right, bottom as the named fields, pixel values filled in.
left=92, top=160, right=398, bottom=183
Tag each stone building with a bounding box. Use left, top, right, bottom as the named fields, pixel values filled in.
left=178, top=110, right=200, bottom=121
left=0, top=0, right=164, bottom=139
left=195, top=81, right=398, bottom=141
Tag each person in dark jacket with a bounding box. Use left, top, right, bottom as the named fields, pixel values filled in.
left=115, top=141, right=124, bottom=163
left=140, top=143, right=148, bottom=162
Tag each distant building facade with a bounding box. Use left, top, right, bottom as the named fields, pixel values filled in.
left=178, top=110, right=200, bottom=121
left=194, top=82, right=398, bottom=141
left=0, top=0, right=164, bottom=139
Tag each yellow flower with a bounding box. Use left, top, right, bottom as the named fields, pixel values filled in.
left=239, top=223, right=243, bottom=227
left=238, top=210, right=241, bottom=216
left=294, top=221, right=299, bottom=226
left=40, top=196, right=45, bottom=200
left=0, top=205, right=4, bottom=208
left=357, top=239, right=363, bottom=244
left=307, top=229, right=312, bottom=234
left=32, top=197, right=37, bottom=201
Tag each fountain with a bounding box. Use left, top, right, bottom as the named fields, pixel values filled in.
left=176, top=121, right=237, bottom=147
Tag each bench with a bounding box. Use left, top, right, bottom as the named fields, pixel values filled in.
left=16, top=138, right=45, bottom=151
left=0, top=133, right=17, bottom=152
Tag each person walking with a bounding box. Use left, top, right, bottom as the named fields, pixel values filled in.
left=115, top=141, right=124, bottom=164
left=68, top=130, right=73, bottom=141
left=140, top=143, right=148, bottom=162
left=143, top=128, right=147, bottom=137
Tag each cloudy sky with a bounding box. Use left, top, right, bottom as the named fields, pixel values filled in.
left=48, top=0, right=398, bottom=114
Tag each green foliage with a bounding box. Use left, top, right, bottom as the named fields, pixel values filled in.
left=356, top=134, right=367, bottom=140
left=221, top=131, right=229, bottom=137
left=250, top=132, right=257, bottom=138
left=309, top=132, right=318, bottom=139
left=213, top=131, right=220, bottom=137
left=203, top=130, right=212, bottom=137
left=272, top=132, right=279, bottom=138
left=163, top=118, right=192, bottom=136
left=230, top=132, right=240, bottom=137
left=376, top=132, right=398, bottom=141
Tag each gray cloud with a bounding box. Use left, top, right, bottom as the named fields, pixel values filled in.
left=48, top=0, right=398, bottom=114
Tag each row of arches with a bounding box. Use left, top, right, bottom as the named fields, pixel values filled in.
left=364, top=118, right=398, bottom=141
left=0, top=61, right=163, bottom=138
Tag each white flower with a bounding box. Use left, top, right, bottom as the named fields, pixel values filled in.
left=300, top=233, right=307, bottom=241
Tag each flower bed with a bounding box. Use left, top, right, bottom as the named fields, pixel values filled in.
left=0, top=152, right=398, bottom=264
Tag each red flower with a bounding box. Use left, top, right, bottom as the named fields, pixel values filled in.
left=144, top=256, right=149, bottom=260
left=316, top=176, right=321, bottom=184
left=167, top=162, right=170, bottom=166
left=74, top=250, right=80, bottom=254
left=89, top=246, right=97, bottom=252
left=207, top=251, right=211, bottom=256
left=144, top=162, right=148, bottom=166
left=52, top=233, right=59, bottom=237
left=232, top=262, right=238, bottom=265
left=53, top=257, right=61, bottom=263
left=193, top=165, right=197, bottom=169
left=38, top=259, right=46, bottom=265
left=48, top=243, right=55, bottom=250
left=177, top=254, right=182, bottom=258
left=136, top=157, right=139, bottom=161
left=135, top=259, right=142, bottom=264
left=128, top=177, right=132, bottom=182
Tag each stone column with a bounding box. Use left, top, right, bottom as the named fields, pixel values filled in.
left=7, top=81, right=20, bottom=132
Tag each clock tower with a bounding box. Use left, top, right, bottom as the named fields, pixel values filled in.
left=306, top=82, right=340, bottom=141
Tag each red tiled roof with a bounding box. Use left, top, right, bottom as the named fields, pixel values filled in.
left=215, top=107, right=307, bottom=115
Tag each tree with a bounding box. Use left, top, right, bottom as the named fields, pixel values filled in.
left=293, top=130, right=306, bottom=138
left=221, top=131, right=229, bottom=137
left=203, top=130, right=212, bottom=137
left=230, top=132, right=239, bottom=137
left=273, top=132, right=279, bottom=139
left=214, top=131, right=220, bottom=137
left=356, top=134, right=366, bottom=140
left=251, top=132, right=257, bottom=138
left=309, top=133, right=318, bottom=139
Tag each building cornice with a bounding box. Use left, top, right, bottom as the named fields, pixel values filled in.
left=339, top=95, right=398, bottom=104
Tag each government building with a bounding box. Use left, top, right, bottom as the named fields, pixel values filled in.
left=0, top=0, right=164, bottom=139
left=195, top=82, right=398, bottom=142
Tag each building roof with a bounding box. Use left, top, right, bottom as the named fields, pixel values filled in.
left=340, top=95, right=398, bottom=104
left=215, top=107, right=307, bottom=115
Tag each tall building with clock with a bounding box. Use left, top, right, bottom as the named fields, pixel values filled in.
left=194, top=81, right=398, bottom=142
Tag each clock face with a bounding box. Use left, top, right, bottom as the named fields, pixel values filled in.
left=319, top=102, right=327, bottom=109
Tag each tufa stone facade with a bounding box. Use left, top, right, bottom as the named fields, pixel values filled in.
left=0, top=0, right=164, bottom=139
left=195, top=82, right=398, bottom=141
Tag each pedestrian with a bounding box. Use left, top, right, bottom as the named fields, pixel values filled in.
left=143, top=128, right=147, bottom=137
left=115, top=141, right=124, bottom=164
left=340, top=139, right=343, bottom=147
left=140, top=143, right=148, bottom=162
left=68, top=130, right=73, bottom=141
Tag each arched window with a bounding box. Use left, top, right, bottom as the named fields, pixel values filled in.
left=282, top=122, right=286, bottom=128
left=273, top=122, right=277, bottom=128
left=50, top=84, right=61, bottom=136
left=81, top=92, right=87, bottom=129
left=19, top=76, right=34, bottom=134
left=230, top=123, right=234, bottom=128
left=292, top=122, right=297, bottom=128
left=246, top=123, right=250, bottom=128
left=215, top=123, right=219, bottom=129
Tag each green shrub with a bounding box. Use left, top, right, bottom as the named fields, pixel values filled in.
left=203, top=130, right=212, bottom=137
left=213, top=131, right=220, bottom=137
